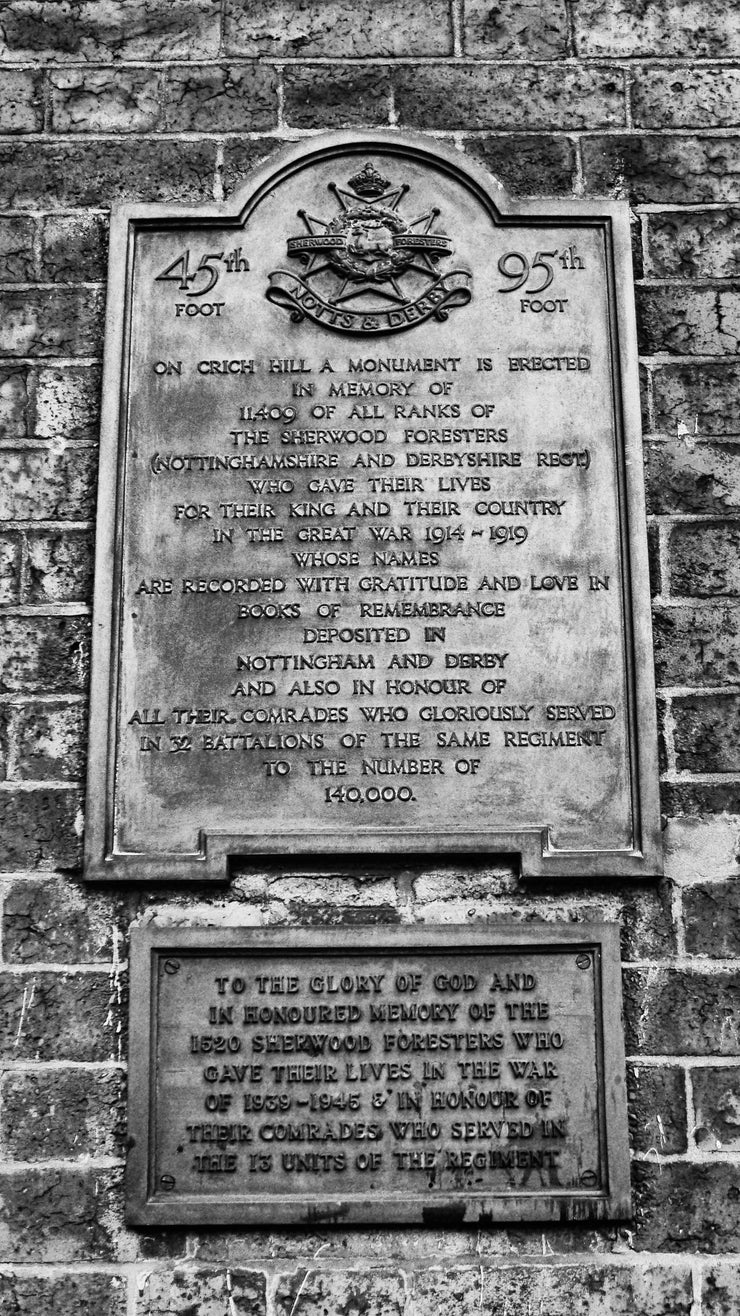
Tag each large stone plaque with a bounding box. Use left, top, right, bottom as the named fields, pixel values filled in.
left=127, top=924, right=630, bottom=1226
left=86, top=132, right=661, bottom=880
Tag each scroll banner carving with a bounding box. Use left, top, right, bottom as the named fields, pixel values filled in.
left=85, top=131, right=662, bottom=882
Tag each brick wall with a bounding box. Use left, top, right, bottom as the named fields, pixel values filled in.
left=0, top=1, right=739, bottom=1312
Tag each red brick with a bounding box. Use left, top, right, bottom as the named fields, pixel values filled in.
left=0, top=216, right=35, bottom=281
left=653, top=604, right=740, bottom=687
left=673, top=694, right=740, bottom=773
left=462, top=135, right=577, bottom=195
left=582, top=135, right=740, bottom=205
left=0, top=68, right=42, bottom=131
left=633, top=1162, right=740, bottom=1251
left=646, top=209, right=740, bottom=279
left=685, top=885, right=740, bottom=957
left=692, top=1067, right=740, bottom=1151
left=0, top=971, right=123, bottom=1062
left=669, top=524, right=740, bottom=598
left=40, top=214, right=108, bottom=283
left=137, top=1270, right=266, bottom=1315
left=463, top=0, right=570, bottom=58
left=624, top=966, right=740, bottom=1055
left=637, top=287, right=740, bottom=357
left=0, top=787, right=84, bottom=870
left=33, top=365, right=101, bottom=441
left=653, top=362, right=740, bottom=436
left=0, top=449, right=97, bottom=521
left=283, top=65, right=391, bottom=129
left=0, top=533, right=21, bottom=605
left=394, top=64, right=623, bottom=131
left=12, top=702, right=87, bottom=780
left=0, top=615, right=90, bottom=694
left=0, top=1272, right=127, bottom=1315
left=573, top=0, right=740, bottom=56
left=0, top=288, right=105, bottom=359
left=412, top=1264, right=692, bottom=1314
left=0, top=140, right=216, bottom=208
left=163, top=64, right=278, bottom=132
left=0, top=1167, right=121, bottom=1261
left=703, top=1261, right=740, bottom=1315
left=4, top=876, right=118, bottom=963
left=645, top=441, right=740, bottom=516
left=223, top=0, right=452, bottom=56
left=0, top=0, right=220, bottom=62
left=25, top=530, right=94, bottom=603
left=1, top=1067, right=126, bottom=1159
left=49, top=67, right=162, bottom=133
left=275, top=1272, right=404, bottom=1316
left=633, top=67, right=740, bottom=131
left=627, top=1063, right=688, bottom=1154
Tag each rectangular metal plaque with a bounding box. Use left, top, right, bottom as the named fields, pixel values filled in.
left=87, top=131, right=662, bottom=880
left=127, top=923, right=630, bottom=1226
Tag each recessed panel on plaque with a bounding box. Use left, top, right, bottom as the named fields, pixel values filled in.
left=86, top=131, right=662, bottom=881
left=126, top=924, right=630, bottom=1227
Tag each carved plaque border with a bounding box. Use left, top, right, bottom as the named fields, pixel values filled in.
left=85, top=131, right=662, bottom=881
left=127, top=923, right=630, bottom=1227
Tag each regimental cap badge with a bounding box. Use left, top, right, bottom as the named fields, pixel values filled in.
left=266, top=162, right=473, bottom=336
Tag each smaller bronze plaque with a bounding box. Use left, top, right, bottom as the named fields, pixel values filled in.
left=127, top=924, right=630, bottom=1226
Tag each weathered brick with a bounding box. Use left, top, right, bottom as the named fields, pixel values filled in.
left=628, top=1063, right=688, bottom=1154
left=0, top=971, right=123, bottom=1062
left=25, top=529, right=94, bottom=603
left=0, top=289, right=106, bottom=359
left=463, top=0, right=570, bottom=58
left=393, top=64, right=623, bottom=131
left=653, top=604, right=740, bottom=687
left=673, top=695, right=740, bottom=772
left=1, top=1068, right=126, bottom=1159
left=633, top=1161, right=740, bottom=1251
left=686, top=884, right=740, bottom=957
left=0, top=708, right=9, bottom=781
left=0, top=368, right=29, bottom=441
left=137, top=1269, right=266, bottom=1316
left=49, top=67, right=162, bottom=134
left=221, top=138, right=294, bottom=200
left=163, top=64, right=278, bottom=132
left=632, top=67, right=740, bottom=130
left=223, top=0, right=452, bottom=56
left=40, top=214, right=108, bottom=283
left=572, top=0, right=740, bottom=56
left=703, top=1261, right=740, bottom=1314
left=0, top=0, right=221, bottom=62
left=0, top=787, right=83, bottom=870
left=0, top=615, right=90, bottom=694
left=692, top=1067, right=740, bottom=1151
left=0, top=68, right=42, bottom=131
left=0, top=1167, right=121, bottom=1261
left=283, top=65, right=391, bottom=129
left=0, top=449, right=97, bottom=521
left=462, top=134, right=576, bottom=195
left=669, top=524, right=740, bottom=598
left=646, top=209, right=740, bottom=279
left=647, top=522, right=662, bottom=595
left=0, top=1272, right=127, bottom=1315
left=13, top=702, right=87, bottom=780
left=0, top=533, right=21, bottom=605
left=33, top=365, right=101, bottom=441
left=662, top=781, right=740, bottom=817
left=582, top=136, right=740, bottom=205
left=653, top=362, right=740, bottom=437
left=645, top=441, right=740, bottom=516
left=637, top=287, right=740, bottom=356
left=0, top=140, right=216, bottom=208
left=4, top=876, right=118, bottom=963
left=0, top=216, right=35, bottom=281
left=274, top=1271, right=404, bottom=1316
left=624, top=967, right=740, bottom=1055
left=412, top=1263, right=692, bottom=1314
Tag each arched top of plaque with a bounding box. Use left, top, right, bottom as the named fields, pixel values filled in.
left=86, top=132, right=662, bottom=882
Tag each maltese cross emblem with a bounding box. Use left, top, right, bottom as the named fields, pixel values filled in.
left=266, top=162, right=473, bottom=335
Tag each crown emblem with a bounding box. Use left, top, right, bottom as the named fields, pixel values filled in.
left=266, top=162, right=473, bottom=336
